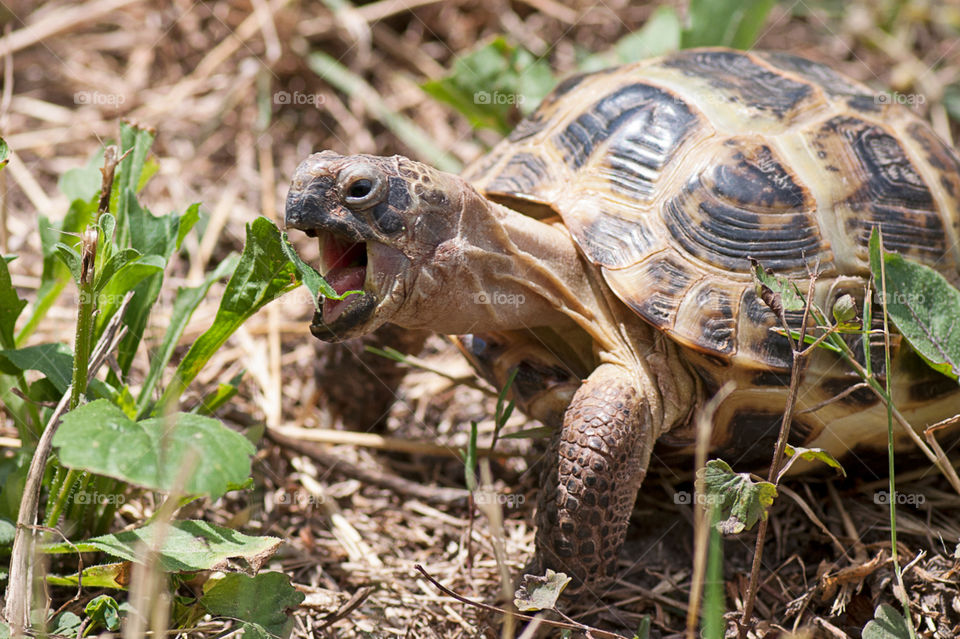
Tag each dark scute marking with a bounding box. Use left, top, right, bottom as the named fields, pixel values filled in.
left=741, top=289, right=793, bottom=370
left=601, top=90, right=700, bottom=200
left=826, top=117, right=945, bottom=258
left=720, top=410, right=812, bottom=467
left=551, top=82, right=697, bottom=170
left=759, top=51, right=873, bottom=99
left=663, top=166, right=822, bottom=274
left=908, top=121, right=960, bottom=199
left=578, top=210, right=659, bottom=268
left=820, top=377, right=880, bottom=407
left=485, top=152, right=551, bottom=199
left=625, top=254, right=697, bottom=327
left=663, top=50, right=812, bottom=117
left=694, top=289, right=735, bottom=355
left=847, top=94, right=881, bottom=113
left=712, top=145, right=811, bottom=210
left=387, top=176, right=411, bottom=210
left=371, top=201, right=404, bottom=234
left=909, top=375, right=960, bottom=402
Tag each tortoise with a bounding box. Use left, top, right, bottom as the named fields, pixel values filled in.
left=284, top=47, right=960, bottom=590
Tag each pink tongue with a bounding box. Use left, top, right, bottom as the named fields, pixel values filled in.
left=323, top=266, right=366, bottom=323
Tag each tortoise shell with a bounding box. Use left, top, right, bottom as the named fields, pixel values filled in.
left=465, top=48, right=960, bottom=373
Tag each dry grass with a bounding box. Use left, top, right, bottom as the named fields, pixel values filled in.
left=3, top=0, right=960, bottom=637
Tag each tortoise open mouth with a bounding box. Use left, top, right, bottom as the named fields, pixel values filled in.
left=318, top=231, right=368, bottom=323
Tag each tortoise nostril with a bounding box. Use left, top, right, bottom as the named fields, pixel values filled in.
left=348, top=179, right=373, bottom=199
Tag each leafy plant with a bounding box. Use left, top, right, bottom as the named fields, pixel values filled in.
left=0, top=125, right=337, bottom=637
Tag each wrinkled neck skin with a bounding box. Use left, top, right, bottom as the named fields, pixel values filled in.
left=388, top=181, right=698, bottom=435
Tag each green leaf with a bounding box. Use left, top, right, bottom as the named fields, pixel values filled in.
left=421, top=37, right=554, bottom=134
left=862, top=603, right=912, bottom=639
left=0, top=343, right=74, bottom=393
left=280, top=231, right=361, bottom=311
left=93, top=254, right=165, bottom=338
left=136, top=255, right=239, bottom=417
left=0, top=257, right=27, bottom=349
left=50, top=611, right=82, bottom=638
left=0, top=137, right=8, bottom=170
left=682, top=0, right=776, bottom=49
left=750, top=257, right=806, bottom=314
left=176, top=203, right=201, bottom=251
left=93, top=248, right=141, bottom=293
left=944, top=82, right=960, bottom=125
left=43, top=520, right=282, bottom=573
left=85, top=594, right=121, bottom=631
left=47, top=562, right=131, bottom=590
left=785, top=445, right=846, bottom=476
left=156, top=217, right=301, bottom=411
left=58, top=151, right=103, bottom=204
left=200, top=572, right=305, bottom=639
left=513, top=569, right=571, bottom=611
left=869, top=228, right=960, bottom=381
left=55, top=242, right=82, bottom=283
left=700, top=459, right=777, bottom=534
left=832, top=294, right=858, bottom=324
left=53, top=399, right=256, bottom=499
left=615, top=7, right=681, bottom=62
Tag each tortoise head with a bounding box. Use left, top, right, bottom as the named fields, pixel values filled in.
left=285, top=151, right=467, bottom=341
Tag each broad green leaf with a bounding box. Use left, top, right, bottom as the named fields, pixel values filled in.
left=47, top=562, right=131, bottom=590
left=862, top=603, right=911, bottom=639
left=700, top=459, right=777, bottom=534
left=200, top=572, right=305, bottom=639
left=682, top=0, right=775, bottom=49
left=156, top=217, right=300, bottom=411
left=93, top=248, right=141, bottom=293
left=53, top=399, right=255, bottom=499
left=43, top=520, right=282, bottom=573
left=136, top=255, right=239, bottom=417
left=280, top=231, right=361, bottom=312
left=93, top=254, right=165, bottom=338
left=615, top=7, right=681, bottom=62
left=0, top=343, right=74, bottom=393
left=785, top=445, right=846, bottom=476
left=0, top=257, right=27, bottom=348
left=85, top=594, right=121, bottom=631
left=51, top=611, right=81, bottom=638
left=126, top=190, right=183, bottom=259
left=750, top=257, right=806, bottom=313
left=869, top=228, right=960, bottom=381
left=514, top=569, right=571, bottom=611
left=111, top=123, right=156, bottom=247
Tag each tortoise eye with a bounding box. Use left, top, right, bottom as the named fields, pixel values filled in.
left=338, top=164, right=387, bottom=209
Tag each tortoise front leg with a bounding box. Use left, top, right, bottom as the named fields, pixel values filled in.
left=533, top=363, right=658, bottom=590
